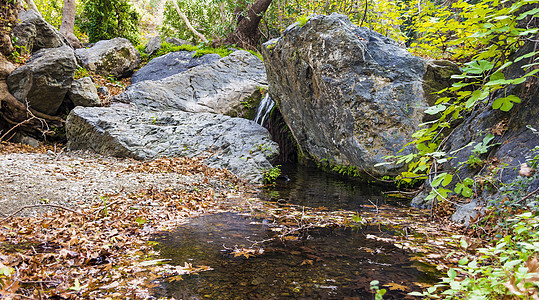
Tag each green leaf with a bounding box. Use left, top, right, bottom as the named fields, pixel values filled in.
left=525, top=68, right=539, bottom=77
left=515, top=51, right=539, bottom=63
left=492, top=95, right=521, bottom=111
left=442, top=173, right=453, bottom=186
left=482, top=133, right=495, bottom=145
left=460, top=238, right=469, bottom=249
left=494, top=61, right=513, bottom=73
left=425, top=104, right=446, bottom=115
left=461, top=187, right=473, bottom=197
left=432, top=173, right=451, bottom=187
left=465, top=89, right=489, bottom=108
left=139, top=259, right=170, bottom=266
left=0, top=266, right=14, bottom=276
left=517, top=7, right=539, bottom=20
left=447, top=268, right=457, bottom=279
left=512, top=77, right=527, bottom=85
left=452, top=82, right=475, bottom=88
left=463, top=60, right=494, bottom=74
left=519, top=28, right=538, bottom=36
left=69, top=278, right=88, bottom=291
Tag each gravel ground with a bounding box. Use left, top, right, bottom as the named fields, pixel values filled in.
left=0, top=147, right=228, bottom=217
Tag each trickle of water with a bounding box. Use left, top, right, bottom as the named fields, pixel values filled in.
left=254, top=94, right=275, bottom=125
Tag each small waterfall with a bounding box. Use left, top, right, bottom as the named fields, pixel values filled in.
left=254, top=94, right=275, bottom=125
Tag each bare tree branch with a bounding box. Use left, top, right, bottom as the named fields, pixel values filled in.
left=167, top=0, right=208, bottom=43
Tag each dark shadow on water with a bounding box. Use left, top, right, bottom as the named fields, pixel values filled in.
left=152, top=213, right=439, bottom=299
left=261, top=163, right=406, bottom=211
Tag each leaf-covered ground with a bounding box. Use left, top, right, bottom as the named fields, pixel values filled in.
left=0, top=142, right=477, bottom=299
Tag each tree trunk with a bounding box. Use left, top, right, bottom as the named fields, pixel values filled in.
left=168, top=0, right=208, bottom=43
left=59, top=0, right=82, bottom=48
left=0, top=0, right=19, bottom=56
left=225, top=0, right=273, bottom=49
left=24, top=0, right=41, bottom=15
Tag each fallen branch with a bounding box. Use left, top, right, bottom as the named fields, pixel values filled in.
left=516, top=187, right=539, bottom=204
left=0, top=115, right=35, bottom=141
left=2, top=204, right=88, bottom=221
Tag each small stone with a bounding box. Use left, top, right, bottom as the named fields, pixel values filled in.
left=144, top=36, right=161, bottom=55
left=68, top=77, right=101, bottom=107
left=97, top=86, right=109, bottom=96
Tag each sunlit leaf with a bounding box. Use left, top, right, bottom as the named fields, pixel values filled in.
left=492, top=95, right=521, bottom=111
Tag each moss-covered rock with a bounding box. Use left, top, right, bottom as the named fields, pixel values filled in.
left=75, top=38, right=141, bottom=78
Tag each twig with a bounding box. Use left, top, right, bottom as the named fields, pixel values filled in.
left=2, top=204, right=87, bottom=221
left=382, top=190, right=420, bottom=196
left=516, top=187, right=539, bottom=204
left=0, top=115, right=35, bottom=141
left=20, top=280, right=61, bottom=286
left=360, top=0, right=368, bottom=27
left=368, top=199, right=379, bottom=214
left=13, top=294, right=34, bottom=300
left=91, top=198, right=124, bottom=215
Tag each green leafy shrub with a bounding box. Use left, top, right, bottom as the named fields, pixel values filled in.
left=381, top=0, right=539, bottom=203
left=296, top=15, right=310, bottom=27
left=264, top=165, right=282, bottom=184
left=80, top=0, right=141, bottom=45
left=146, top=42, right=232, bottom=61
left=74, top=66, right=90, bottom=80
left=192, top=46, right=232, bottom=58
left=411, top=212, right=539, bottom=299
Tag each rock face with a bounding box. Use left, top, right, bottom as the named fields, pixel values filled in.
left=130, top=51, right=221, bottom=84
left=165, top=37, right=191, bottom=46
left=66, top=106, right=278, bottom=182
left=11, top=9, right=68, bottom=54
left=7, top=46, right=77, bottom=115
left=117, top=50, right=267, bottom=116
left=144, top=36, right=161, bottom=55
left=423, top=60, right=461, bottom=107
left=67, top=77, right=101, bottom=107
left=75, top=38, right=141, bottom=78
left=262, top=14, right=428, bottom=176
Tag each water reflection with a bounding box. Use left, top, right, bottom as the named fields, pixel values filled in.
left=262, top=163, right=405, bottom=211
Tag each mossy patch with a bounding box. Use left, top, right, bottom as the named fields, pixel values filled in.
left=227, top=89, right=264, bottom=120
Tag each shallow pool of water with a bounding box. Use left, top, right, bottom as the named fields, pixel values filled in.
left=261, top=163, right=405, bottom=211
left=152, top=213, right=438, bottom=299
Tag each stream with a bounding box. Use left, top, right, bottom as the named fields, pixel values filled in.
left=152, top=164, right=440, bottom=299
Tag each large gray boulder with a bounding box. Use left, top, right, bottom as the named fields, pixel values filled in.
left=75, top=38, right=141, bottom=78
left=67, top=77, right=101, bottom=107
left=130, top=51, right=221, bottom=84
left=66, top=106, right=278, bottom=182
left=116, top=50, right=267, bottom=117
left=261, top=14, right=428, bottom=176
left=11, top=9, right=69, bottom=54
left=7, top=45, right=77, bottom=115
